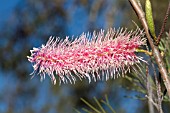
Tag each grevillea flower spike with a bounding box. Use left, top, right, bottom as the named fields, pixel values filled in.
left=27, top=28, right=146, bottom=85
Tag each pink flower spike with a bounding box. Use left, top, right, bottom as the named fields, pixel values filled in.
left=27, top=28, right=146, bottom=85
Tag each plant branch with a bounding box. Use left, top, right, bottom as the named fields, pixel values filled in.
left=145, top=95, right=159, bottom=110
left=129, top=0, right=170, bottom=97
left=146, top=65, right=154, bottom=113
left=157, top=2, right=170, bottom=45
left=152, top=63, right=163, bottom=113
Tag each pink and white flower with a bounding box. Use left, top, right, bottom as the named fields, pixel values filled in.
left=27, top=28, right=146, bottom=85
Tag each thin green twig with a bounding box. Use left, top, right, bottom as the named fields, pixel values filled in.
left=82, top=108, right=93, bottom=113
left=100, top=95, right=116, bottom=113
left=93, top=97, right=106, bottom=113
left=81, top=98, right=101, bottom=113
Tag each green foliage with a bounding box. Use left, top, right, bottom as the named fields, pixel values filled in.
left=124, top=64, right=151, bottom=100
left=158, top=32, right=170, bottom=75
left=76, top=95, right=116, bottom=113
left=124, top=61, right=170, bottom=102
left=124, top=0, right=170, bottom=104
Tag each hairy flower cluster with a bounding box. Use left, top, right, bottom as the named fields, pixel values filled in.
left=27, top=28, right=146, bottom=85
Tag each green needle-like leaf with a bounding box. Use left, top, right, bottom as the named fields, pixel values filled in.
left=81, top=98, right=101, bottom=113
left=93, top=97, right=106, bottom=113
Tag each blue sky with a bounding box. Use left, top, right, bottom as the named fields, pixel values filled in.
left=0, top=0, right=21, bottom=25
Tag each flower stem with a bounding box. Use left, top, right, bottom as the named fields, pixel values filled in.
left=136, top=49, right=152, bottom=56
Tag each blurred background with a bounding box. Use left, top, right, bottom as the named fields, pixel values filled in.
left=0, top=0, right=169, bottom=113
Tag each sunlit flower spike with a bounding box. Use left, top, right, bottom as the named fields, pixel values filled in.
left=27, top=28, right=146, bottom=85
